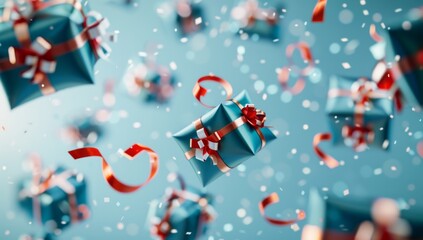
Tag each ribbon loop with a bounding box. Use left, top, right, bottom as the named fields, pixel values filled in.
left=278, top=42, right=314, bottom=95
left=86, top=11, right=117, bottom=59
left=313, top=133, right=340, bottom=168
left=68, top=144, right=159, bottom=193
left=259, top=192, right=305, bottom=226
left=311, top=0, right=327, bottom=22
left=9, top=37, right=57, bottom=94
left=241, top=104, right=266, bottom=128
left=190, top=128, right=220, bottom=163
left=193, top=75, right=233, bottom=108
left=351, top=78, right=378, bottom=105
left=342, top=126, right=375, bottom=152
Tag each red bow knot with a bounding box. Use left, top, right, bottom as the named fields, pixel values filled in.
left=10, top=37, right=56, bottom=85
left=86, top=11, right=117, bottom=59
left=242, top=104, right=266, bottom=128
left=190, top=128, right=220, bottom=163
left=351, top=78, right=378, bottom=105
left=342, top=126, right=374, bottom=152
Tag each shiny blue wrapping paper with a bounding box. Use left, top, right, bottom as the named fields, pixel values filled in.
left=0, top=1, right=96, bottom=109
left=174, top=91, right=277, bottom=186
left=326, top=76, right=393, bottom=149
left=150, top=186, right=213, bottom=240
left=18, top=166, right=88, bottom=230
left=306, top=189, right=423, bottom=239
left=384, top=17, right=423, bottom=108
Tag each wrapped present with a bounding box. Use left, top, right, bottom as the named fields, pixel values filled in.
left=149, top=180, right=215, bottom=240
left=174, top=84, right=277, bottom=186
left=18, top=156, right=89, bottom=230
left=0, top=0, right=115, bottom=109
left=61, top=115, right=103, bottom=147
left=313, top=76, right=393, bottom=168
left=383, top=12, right=423, bottom=109
left=124, top=62, right=175, bottom=103
left=175, top=0, right=205, bottom=35
left=231, top=0, right=280, bottom=40
left=19, top=233, right=55, bottom=240
left=301, top=189, right=423, bottom=240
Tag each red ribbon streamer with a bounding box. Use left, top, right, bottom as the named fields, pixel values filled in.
left=313, top=133, right=340, bottom=169
left=278, top=42, right=314, bottom=95
left=193, top=75, right=233, bottom=108
left=259, top=192, right=305, bottom=226
left=311, top=0, right=327, bottom=23
left=68, top=144, right=159, bottom=193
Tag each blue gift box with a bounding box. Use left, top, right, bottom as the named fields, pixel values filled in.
left=304, top=189, right=423, bottom=239
left=174, top=91, right=276, bottom=186
left=149, top=186, right=214, bottom=240
left=18, top=166, right=89, bottom=230
left=231, top=1, right=280, bottom=40
left=64, top=115, right=103, bottom=146
left=0, top=0, right=101, bottom=109
left=326, top=76, right=393, bottom=150
left=124, top=63, right=176, bottom=103
left=384, top=17, right=423, bottom=109
left=175, top=2, right=205, bottom=35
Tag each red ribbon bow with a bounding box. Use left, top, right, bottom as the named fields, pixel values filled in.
left=350, top=78, right=378, bottom=105
left=342, top=126, right=375, bottom=152
left=241, top=104, right=266, bottom=128
left=190, top=128, right=220, bottom=163
left=9, top=37, right=56, bottom=95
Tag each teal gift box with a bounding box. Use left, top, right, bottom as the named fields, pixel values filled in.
left=326, top=76, right=393, bottom=150
left=0, top=0, right=107, bottom=109
left=384, top=16, right=423, bottom=109
left=18, top=166, right=89, bottom=231
left=302, top=189, right=423, bottom=239
left=124, top=63, right=176, bottom=103
left=231, top=1, right=280, bottom=40
left=174, top=91, right=276, bottom=186
left=149, top=186, right=215, bottom=240
left=175, top=2, right=205, bottom=35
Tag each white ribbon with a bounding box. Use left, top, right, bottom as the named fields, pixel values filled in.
left=21, top=37, right=56, bottom=80
left=86, top=11, right=117, bottom=59
left=193, top=128, right=218, bottom=163
left=1, top=0, right=33, bottom=22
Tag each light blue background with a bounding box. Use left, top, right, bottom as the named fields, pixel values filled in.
left=0, top=0, right=422, bottom=239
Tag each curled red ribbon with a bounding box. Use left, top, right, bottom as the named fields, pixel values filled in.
left=311, top=0, right=327, bottom=23
left=278, top=42, right=313, bottom=95
left=313, top=133, right=339, bottom=169
left=259, top=192, right=305, bottom=226
left=193, top=75, right=233, bottom=108
left=68, top=144, right=159, bottom=193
